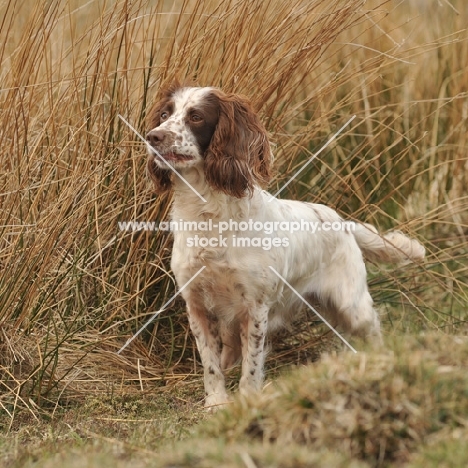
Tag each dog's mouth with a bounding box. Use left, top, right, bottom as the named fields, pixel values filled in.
left=154, top=151, right=194, bottom=163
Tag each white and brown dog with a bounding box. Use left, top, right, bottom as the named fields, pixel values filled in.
left=145, top=84, right=424, bottom=409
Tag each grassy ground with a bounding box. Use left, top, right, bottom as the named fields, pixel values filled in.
left=1, top=0, right=468, bottom=466
left=3, top=334, right=468, bottom=467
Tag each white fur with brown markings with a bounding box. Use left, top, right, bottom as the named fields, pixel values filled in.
left=145, top=85, right=425, bottom=410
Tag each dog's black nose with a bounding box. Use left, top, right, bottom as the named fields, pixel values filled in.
left=146, top=130, right=166, bottom=146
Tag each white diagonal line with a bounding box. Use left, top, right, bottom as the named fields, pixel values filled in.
left=268, top=266, right=357, bottom=353
left=118, top=114, right=207, bottom=203
left=268, top=115, right=356, bottom=202
left=117, top=266, right=206, bottom=355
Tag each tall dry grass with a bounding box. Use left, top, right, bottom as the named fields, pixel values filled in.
left=0, top=0, right=467, bottom=423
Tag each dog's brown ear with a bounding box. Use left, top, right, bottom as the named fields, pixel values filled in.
left=147, top=156, right=172, bottom=193
left=204, top=90, right=272, bottom=198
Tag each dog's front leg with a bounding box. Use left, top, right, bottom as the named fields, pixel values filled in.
left=186, top=304, right=229, bottom=411
left=239, top=305, right=269, bottom=394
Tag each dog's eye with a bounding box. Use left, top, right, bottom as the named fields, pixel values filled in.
left=160, top=111, right=169, bottom=121
left=190, top=113, right=202, bottom=123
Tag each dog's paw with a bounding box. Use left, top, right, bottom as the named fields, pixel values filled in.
left=204, top=393, right=230, bottom=412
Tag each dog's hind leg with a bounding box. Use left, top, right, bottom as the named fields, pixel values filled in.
left=220, top=322, right=242, bottom=371
left=315, top=244, right=382, bottom=345
left=336, top=288, right=382, bottom=344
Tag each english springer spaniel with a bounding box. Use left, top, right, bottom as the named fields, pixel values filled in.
left=145, top=84, right=425, bottom=410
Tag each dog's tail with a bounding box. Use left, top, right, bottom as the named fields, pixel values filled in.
left=353, top=223, right=425, bottom=264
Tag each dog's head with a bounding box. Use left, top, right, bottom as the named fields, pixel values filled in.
left=146, top=85, right=272, bottom=198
